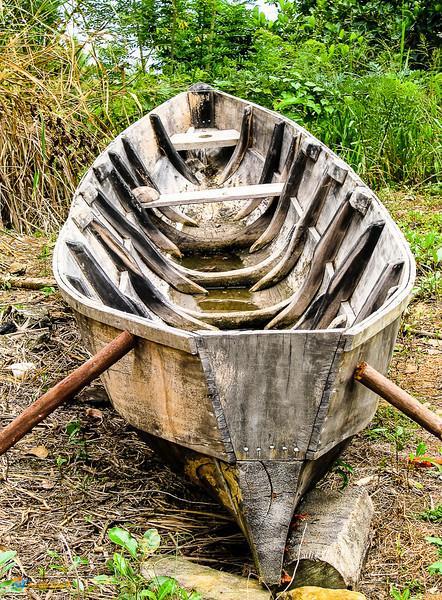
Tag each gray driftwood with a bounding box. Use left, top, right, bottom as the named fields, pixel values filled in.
left=285, top=487, right=374, bottom=590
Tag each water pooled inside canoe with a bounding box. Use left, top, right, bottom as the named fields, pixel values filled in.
left=179, top=252, right=259, bottom=312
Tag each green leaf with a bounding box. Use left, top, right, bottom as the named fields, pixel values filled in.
left=436, top=247, right=442, bottom=262
left=140, top=529, right=161, bottom=556
left=139, top=590, right=158, bottom=599
left=108, top=527, right=138, bottom=558
left=91, top=574, right=118, bottom=585
left=428, top=560, right=442, bottom=574
left=157, top=578, right=177, bottom=600
left=426, top=536, right=442, bottom=547
left=0, top=551, right=17, bottom=567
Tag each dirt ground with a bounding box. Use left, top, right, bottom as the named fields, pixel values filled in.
left=0, top=227, right=440, bottom=599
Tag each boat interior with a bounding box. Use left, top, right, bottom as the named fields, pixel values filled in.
left=57, top=85, right=411, bottom=333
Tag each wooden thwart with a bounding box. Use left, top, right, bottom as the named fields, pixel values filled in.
left=141, top=182, right=284, bottom=209
left=170, top=128, right=240, bottom=150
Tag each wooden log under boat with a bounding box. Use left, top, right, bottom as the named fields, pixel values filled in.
left=53, top=84, right=415, bottom=586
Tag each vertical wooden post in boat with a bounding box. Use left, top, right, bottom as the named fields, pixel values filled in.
left=0, top=331, right=136, bottom=456
left=354, top=362, right=442, bottom=440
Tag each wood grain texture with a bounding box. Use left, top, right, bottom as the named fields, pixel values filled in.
left=199, top=330, right=343, bottom=460
left=285, top=487, right=374, bottom=589
left=77, top=317, right=231, bottom=459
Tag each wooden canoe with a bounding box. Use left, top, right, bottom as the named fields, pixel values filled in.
left=53, top=84, right=415, bottom=585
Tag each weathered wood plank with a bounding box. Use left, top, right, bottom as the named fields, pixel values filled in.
left=170, top=128, right=240, bottom=150
left=198, top=330, right=343, bottom=460
left=142, top=182, right=284, bottom=209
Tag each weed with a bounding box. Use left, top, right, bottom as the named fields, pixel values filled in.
left=418, top=504, right=442, bottom=523
left=390, top=586, right=411, bottom=599
left=426, top=536, right=442, bottom=576
left=332, top=458, right=354, bottom=488
left=91, top=526, right=201, bottom=599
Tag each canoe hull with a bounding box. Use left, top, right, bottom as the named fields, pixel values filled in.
left=73, top=308, right=402, bottom=583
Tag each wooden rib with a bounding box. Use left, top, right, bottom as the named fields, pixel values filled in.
left=353, top=261, right=404, bottom=324
left=120, top=135, right=197, bottom=226
left=104, top=167, right=182, bottom=257
left=189, top=297, right=291, bottom=330
left=66, top=241, right=148, bottom=317
left=249, top=140, right=321, bottom=253
left=188, top=83, right=215, bottom=128
left=121, top=136, right=159, bottom=190
left=233, top=121, right=286, bottom=221
left=150, top=113, right=199, bottom=185
left=87, top=222, right=216, bottom=331
left=108, top=151, right=139, bottom=189
left=265, top=199, right=356, bottom=329
left=66, top=275, right=91, bottom=298
left=216, top=105, right=253, bottom=185
left=252, top=174, right=349, bottom=293
left=148, top=200, right=276, bottom=253
left=93, top=189, right=207, bottom=295
left=307, top=221, right=386, bottom=330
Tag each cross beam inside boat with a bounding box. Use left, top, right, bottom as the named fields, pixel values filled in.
left=140, top=182, right=284, bottom=209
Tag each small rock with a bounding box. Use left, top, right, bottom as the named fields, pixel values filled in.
left=9, top=362, right=36, bottom=378
left=281, top=587, right=366, bottom=599
left=85, top=408, right=103, bottom=419
left=9, top=262, right=26, bottom=275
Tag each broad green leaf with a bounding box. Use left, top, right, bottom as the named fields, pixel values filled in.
left=140, top=529, right=161, bottom=556
left=108, top=527, right=138, bottom=558
left=0, top=551, right=17, bottom=566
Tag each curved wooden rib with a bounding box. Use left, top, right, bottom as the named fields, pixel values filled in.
left=249, top=140, right=321, bottom=253
left=354, top=260, right=404, bottom=324
left=66, top=241, right=149, bottom=317
left=121, top=136, right=159, bottom=190
left=65, top=275, right=91, bottom=298
left=150, top=113, right=199, bottom=185
left=233, top=121, right=285, bottom=221
left=120, top=136, right=198, bottom=227
left=187, top=297, right=291, bottom=330
left=104, top=167, right=182, bottom=257
left=94, top=166, right=179, bottom=257
left=306, top=221, right=386, bottom=330
left=93, top=189, right=206, bottom=295
left=265, top=199, right=356, bottom=329
left=216, top=105, right=253, bottom=185
left=87, top=222, right=216, bottom=331
left=148, top=198, right=278, bottom=253
left=108, top=151, right=139, bottom=189
left=252, top=170, right=348, bottom=293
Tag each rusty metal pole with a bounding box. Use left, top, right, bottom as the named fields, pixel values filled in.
left=0, top=331, right=135, bottom=455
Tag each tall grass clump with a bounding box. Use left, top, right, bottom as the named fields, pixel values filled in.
left=0, top=1, right=112, bottom=233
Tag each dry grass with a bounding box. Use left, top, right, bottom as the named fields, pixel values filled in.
left=0, top=4, right=112, bottom=233
left=0, top=228, right=441, bottom=599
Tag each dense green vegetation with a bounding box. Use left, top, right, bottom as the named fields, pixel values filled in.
left=0, top=0, right=440, bottom=233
